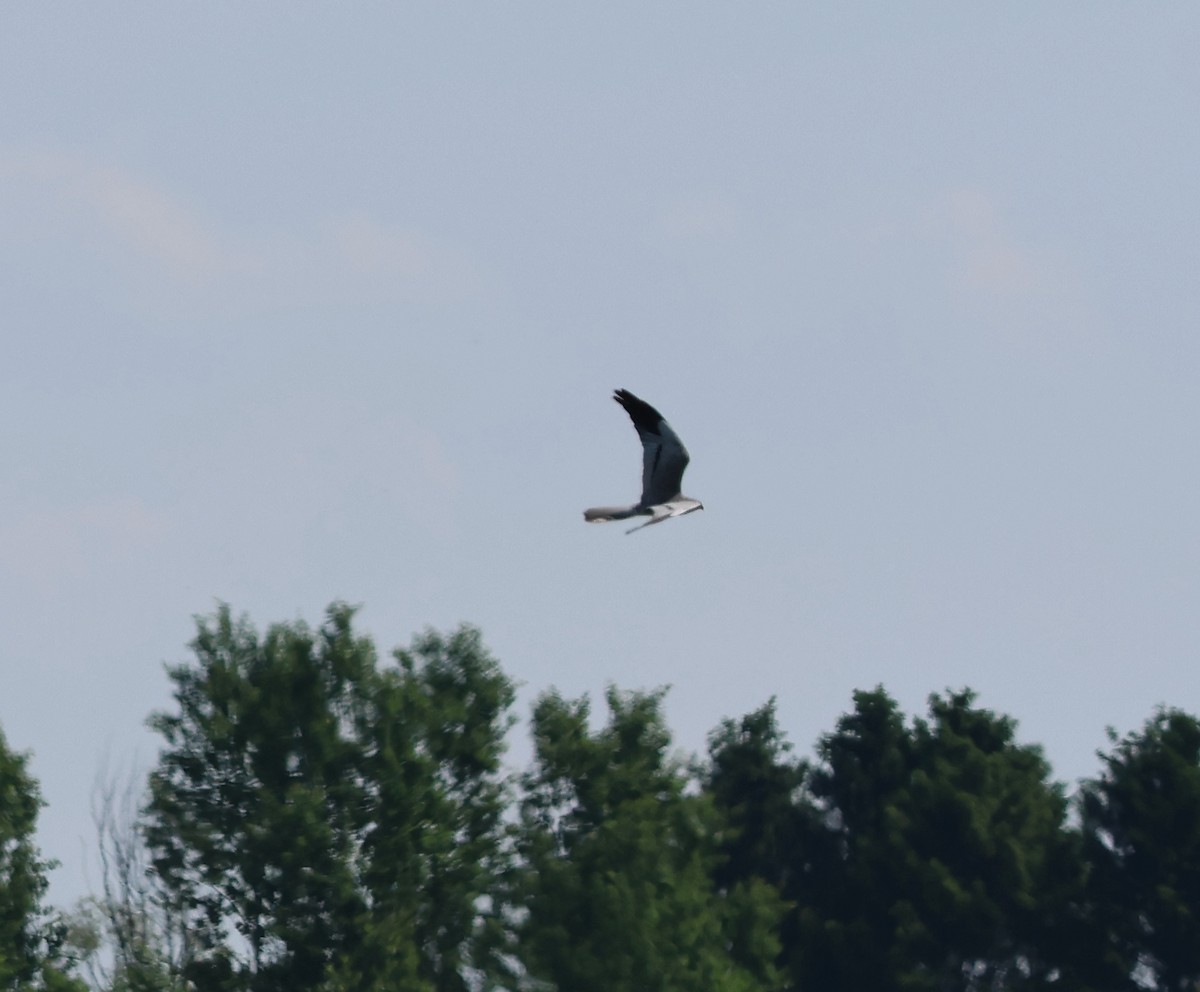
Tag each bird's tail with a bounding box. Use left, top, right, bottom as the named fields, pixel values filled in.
left=583, top=505, right=639, bottom=523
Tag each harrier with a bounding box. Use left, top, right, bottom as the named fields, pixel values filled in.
left=583, top=389, right=704, bottom=534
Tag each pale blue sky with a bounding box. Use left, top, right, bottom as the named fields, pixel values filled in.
left=3, top=5, right=1199, bottom=907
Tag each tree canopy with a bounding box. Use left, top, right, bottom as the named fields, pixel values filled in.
left=143, top=603, right=515, bottom=992
left=0, top=725, right=85, bottom=992
left=7, top=602, right=1200, bottom=991
left=515, top=686, right=785, bottom=992
left=1079, top=708, right=1200, bottom=991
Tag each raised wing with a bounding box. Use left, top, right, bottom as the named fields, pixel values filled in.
left=613, top=389, right=690, bottom=506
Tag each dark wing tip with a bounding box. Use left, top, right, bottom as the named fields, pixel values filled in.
left=612, top=388, right=666, bottom=433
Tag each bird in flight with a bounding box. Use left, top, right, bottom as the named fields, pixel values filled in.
left=584, top=389, right=704, bottom=534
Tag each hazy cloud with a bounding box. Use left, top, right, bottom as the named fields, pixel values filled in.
left=331, top=211, right=433, bottom=280
left=0, top=496, right=168, bottom=588
left=940, top=188, right=1039, bottom=297
left=0, top=148, right=477, bottom=313
left=922, top=186, right=1097, bottom=355
left=0, top=149, right=226, bottom=284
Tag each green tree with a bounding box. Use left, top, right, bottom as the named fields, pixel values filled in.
left=60, top=766, right=192, bottom=992
left=789, top=687, right=911, bottom=990
left=346, top=624, right=516, bottom=992
left=704, top=699, right=811, bottom=984
left=905, top=691, right=1080, bottom=990
left=144, top=604, right=515, bottom=992
left=796, top=688, right=1079, bottom=992
left=514, top=686, right=785, bottom=992
left=0, top=723, right=87, bottom=992
left=146, top=603, right=368, bottom=992
left=1078, top=707, right=1200, bottom=991
left=705, top=700, right=807, bottom=894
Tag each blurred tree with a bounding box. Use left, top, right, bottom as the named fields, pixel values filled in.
left=704, top=699, right=812, bottom=984
left=0, top=723, right=87, bottom=992
left=905, top=691, right=1081, bottom=990
left=705, top=699, right=808, bottom=894
left=146, top=604, right=367, bottom=992
left=60, top=765, right=192, bottom=992
left=1078, top=707, right=1200, bottom=991
left=514, top=686, right=785, bottom=992
left=144, top=604, right=514, bottom=992
left=795, top=688, right=1079, bottom=992
left=348, top=624, right=516, bottom=992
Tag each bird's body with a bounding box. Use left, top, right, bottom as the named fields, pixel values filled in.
left=584, top=389, right=704, bottom=534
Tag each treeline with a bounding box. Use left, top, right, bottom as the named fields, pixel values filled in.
left=3, top=603, right=1200, bottom=992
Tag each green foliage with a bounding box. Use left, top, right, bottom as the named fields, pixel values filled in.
left=144, top=604, right=515, bottom=992
left=704, top=699, right=812, bottom=987
left=59, top=767, right=193, bottom=992
left=796, top=688, right=1078, bottom=992
left=1, top=725, right=46, bottom=990
left=24, top=599, right=1200, bottom=992
left=352, top=624, right=517, bottom=992
left=515, top=686, right=785, bottom=992
left=1079, top=708, right=1200, bottom=991
left=146, top=603, right=367, bottom=991
left=0, top=724, right=88, bottom=992
left=705, top=699, right=809, bottom=894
